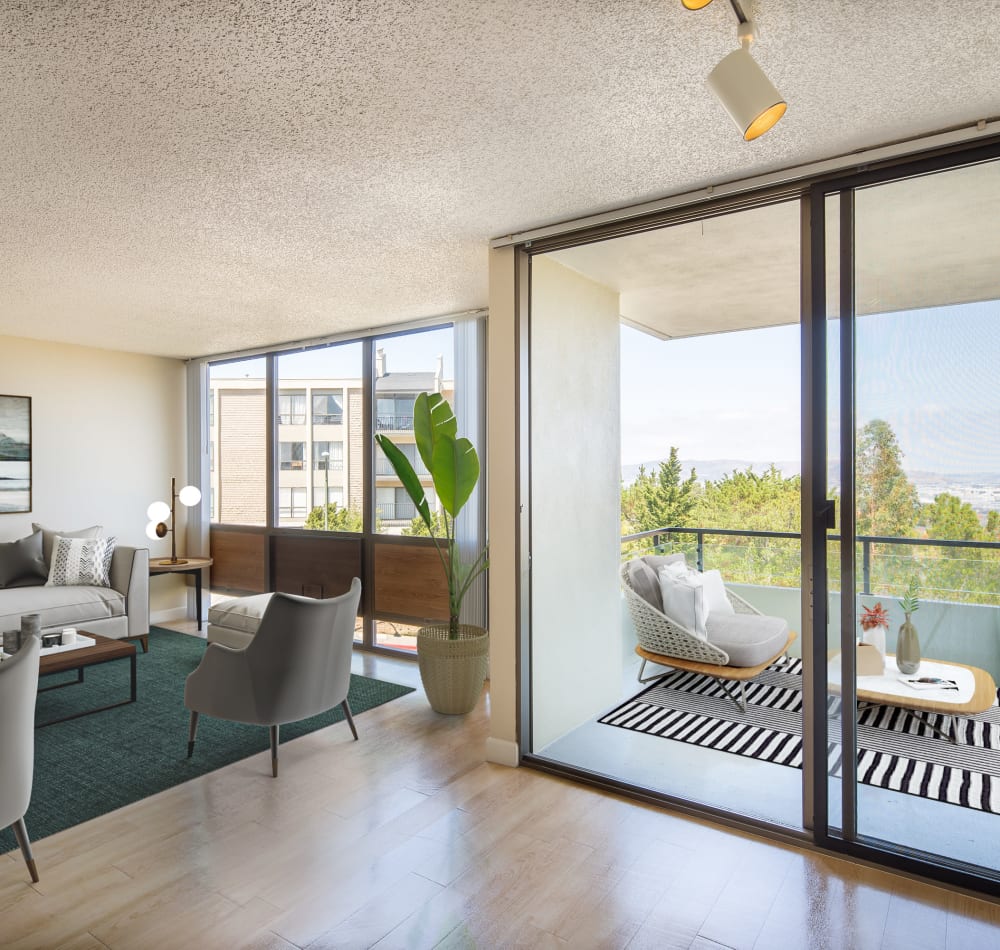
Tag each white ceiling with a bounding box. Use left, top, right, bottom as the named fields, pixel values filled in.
left=2, top=1, right=999, bottom=360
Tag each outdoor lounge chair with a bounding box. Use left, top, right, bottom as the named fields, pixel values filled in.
left=621, top=557, right=796, bottom=711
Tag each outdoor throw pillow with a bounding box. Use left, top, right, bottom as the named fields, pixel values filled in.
left=658, top=566, right=708, bottom=639
left=46, top=536, right=117, bottom=588
left=0, top=529, right=48, bottom=588
left=32, top=522, right=103, bottom=567
left=700, top=568, right=735, bottom=617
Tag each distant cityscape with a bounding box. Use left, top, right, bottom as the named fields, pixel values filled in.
left=622, top=459, right=1000, bottom=523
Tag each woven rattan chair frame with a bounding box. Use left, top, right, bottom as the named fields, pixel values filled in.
left=620, top=561, right=763, bottom=667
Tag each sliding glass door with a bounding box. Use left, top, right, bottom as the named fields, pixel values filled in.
left=815, top=151, right=1000, bottom=882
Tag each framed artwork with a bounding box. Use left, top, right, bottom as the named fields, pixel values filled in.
left=0, top=395, right=31, bottom=514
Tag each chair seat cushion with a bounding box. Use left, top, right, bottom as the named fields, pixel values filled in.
left=208, top=593, right=274, bottom=635
left=706, top=613, right=789, bottom=668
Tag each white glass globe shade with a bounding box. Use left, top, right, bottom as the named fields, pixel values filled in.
left=179, top=485, right=202, bottom=507
left=145, top=521, right=161, bottom=541
left=147, top=501, right=170, bottom=522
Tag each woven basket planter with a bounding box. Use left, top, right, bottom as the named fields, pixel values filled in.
left=417, top=624, right=489, bottom=715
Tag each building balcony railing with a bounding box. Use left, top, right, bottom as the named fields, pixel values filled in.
left=375, top=458, right=428, bottom=477
left=312, top=414, right=344, bottom=425
left=376, top=501, right=417, bottom=522
left=376, top=415, right=414, bottom=431
left=621, top=525, right=1000, bottom=606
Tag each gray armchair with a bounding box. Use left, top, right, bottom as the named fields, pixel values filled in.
left=185, top=579, right=362, bottom=776
left=0, top=634, right=41, bottom=882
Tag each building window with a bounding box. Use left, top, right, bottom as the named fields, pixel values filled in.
left=312, top=392, right=343, bottom=425
left=312, top=485, right=344, bottom=509
left=278, top=392, right=306, bottom=425
left=208, top=389, right=215, bottom=427
left=280, top=442, right=305, bottom=470
left=313, top=441, right=344, bottom=470
left=278, top=486, right=308, bottom=521
left=209, top=440, right=215, bottom=472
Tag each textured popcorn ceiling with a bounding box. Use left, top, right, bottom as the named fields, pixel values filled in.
left=1, top=1, right=998, bottom=359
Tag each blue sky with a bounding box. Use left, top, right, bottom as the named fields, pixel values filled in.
left=209, top=326, right=454, bottom=382
left=621, top=300, right=1000, bottom=474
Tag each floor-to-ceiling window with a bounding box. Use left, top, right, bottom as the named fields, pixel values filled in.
left=520, top=139, right=1000, bottom=891
left=204, top=317, right=485, bottom=654
left=817, top=154, right=1000, bottom=882
left=526, top=200, right=806, bottom=829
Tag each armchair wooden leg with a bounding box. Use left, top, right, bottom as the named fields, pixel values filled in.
left=341, top=699, right=358, bottom=740
left=270, top=724, right=279, bottom=777
left=12, top=817, right=39, bottom=883
left=187, top=710, right=199, bottom=758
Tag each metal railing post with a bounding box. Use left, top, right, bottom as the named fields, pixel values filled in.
left=696, top=530, right=705, bottom=573
left=862, top=539, right=871, bottom=595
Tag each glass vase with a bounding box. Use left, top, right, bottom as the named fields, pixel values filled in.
left=896, top=617, right=921, bottom=674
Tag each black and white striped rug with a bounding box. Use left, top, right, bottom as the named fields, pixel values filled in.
left=599, top=657, right=1000, bottom=813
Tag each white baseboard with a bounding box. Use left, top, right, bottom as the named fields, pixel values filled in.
left=485, top=736, right=520, bottom=768
left=150, top=607, right=189, bottom=624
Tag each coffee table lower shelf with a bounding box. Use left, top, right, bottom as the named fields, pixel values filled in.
left=36, top=632, right=137, bottom=728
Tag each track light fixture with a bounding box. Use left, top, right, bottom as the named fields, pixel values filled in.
left=684, top=0, right=787, bottom=141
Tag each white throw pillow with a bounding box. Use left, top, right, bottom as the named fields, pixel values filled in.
left=658, top=567, right=708, bottom=639
left=701, top=569, right=735, bottom=617
left=46, top=536, right=117, bottom=588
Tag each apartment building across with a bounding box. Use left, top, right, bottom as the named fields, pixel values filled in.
left=209, top=348, right=453, bottom=531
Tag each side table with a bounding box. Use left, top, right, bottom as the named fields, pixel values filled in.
left=149, top=556, right=213, bottom=631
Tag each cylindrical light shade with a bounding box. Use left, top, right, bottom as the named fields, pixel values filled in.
left=147, top=500, right=170, bottom=522
left=707, top=47, right=786, bottom=141
left=178, top=485, right=202, bottom=507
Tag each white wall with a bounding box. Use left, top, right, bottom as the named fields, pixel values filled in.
left=530, top=255, right=622, bottom=750
left=0, top=335, right=189, bottom=619
left=485, top=246, right=520, bottom=766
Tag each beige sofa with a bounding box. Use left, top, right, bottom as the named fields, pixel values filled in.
left=0, top=546, right=151, bottom=652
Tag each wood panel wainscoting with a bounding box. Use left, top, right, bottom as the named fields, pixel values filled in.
left=209, top=528, right=267, bottom=592
left=272, top=533, right=363, bottom=601
left=374, top=539, right=450, bottom=624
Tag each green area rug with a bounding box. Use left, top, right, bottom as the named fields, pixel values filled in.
left=0, top=627, right=413, bottom=854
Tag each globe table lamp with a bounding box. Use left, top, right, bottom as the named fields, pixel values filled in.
left=146, top=477, right=202, bottom=564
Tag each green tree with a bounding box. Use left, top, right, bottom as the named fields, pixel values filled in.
left=691, top=465, right=802, bottom=587
left=855, top=419, right=919, bottom=539
left=693, top=465, right=800, bottom=532
left=621, top=448, right=698, bottom=535
left=921, top=493, right=983, bottom=542
left=303, top=503, right=366, bottom=533
left=986, top=510, right=1000, bottom=540
left=404, top=510, right=448, bottom=537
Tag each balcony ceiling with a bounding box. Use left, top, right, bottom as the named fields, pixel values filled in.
left=549, top=161, right=1000, bottom=339
left=1, top=1, right=999, bottom=359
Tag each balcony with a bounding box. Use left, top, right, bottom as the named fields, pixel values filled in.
left=376, top=501, right=417, bottom=522
left=376, top=414, right=414, bottom=431
left=375, top=457, right=428, bottom=477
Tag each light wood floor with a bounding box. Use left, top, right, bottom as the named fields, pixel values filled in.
left=3, top=623, right=1000, bottom=950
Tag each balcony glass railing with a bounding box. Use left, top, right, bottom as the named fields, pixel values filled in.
left=621, top=526, right=1000, bottom=606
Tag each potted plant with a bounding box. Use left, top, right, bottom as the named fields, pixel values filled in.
left=375, top=392, right=489, bottom=714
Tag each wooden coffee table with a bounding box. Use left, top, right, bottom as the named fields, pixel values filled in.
left=829, top=652, right=997, bottom=744
left=37, top=632, right=137, bottom=728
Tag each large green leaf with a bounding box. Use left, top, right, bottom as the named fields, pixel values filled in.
left=431, top=435, right=480, bottom=518
left=413, top=392, right=457, bottom=473
left=374, top=434, right=431, bottom=529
